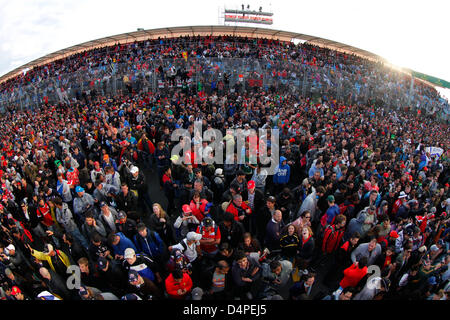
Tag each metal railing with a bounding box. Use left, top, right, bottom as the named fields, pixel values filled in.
left=1, top=55, right=448, bottom=121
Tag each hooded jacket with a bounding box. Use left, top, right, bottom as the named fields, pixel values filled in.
left=297, top=187, right=318, bottom=221
left=55, top=203, right=78, bottom=233
left=345, top=210, right=366, bottom=240
left=273, top=156, right=290, bottom=185
left=111, top=232, right=137, bottom=257
left=133, top=228, right=165, bottom=259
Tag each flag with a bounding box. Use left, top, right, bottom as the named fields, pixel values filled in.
left=182, top=51, right=188, bottom=62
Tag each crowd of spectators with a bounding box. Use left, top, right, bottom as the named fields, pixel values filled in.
left=0, top=35, right=448, bottom=301
left=1, top=35, right=448, bottom=118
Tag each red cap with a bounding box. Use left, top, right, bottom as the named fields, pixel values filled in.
left=423, top=167, right=428, bottom=171
left=383, top=172, right=389, bottom=178
left=11, top=286, right=21, bottom=295
left=247, top=180, right=255, bottom=189
left=182, top=204, right=192, bottom=213
left=445, top=183, right=449, bottom=187
left=389, top=231, right=399, bottom=239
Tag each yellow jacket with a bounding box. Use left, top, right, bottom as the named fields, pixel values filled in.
left=31, top=248, right=71, bottom=273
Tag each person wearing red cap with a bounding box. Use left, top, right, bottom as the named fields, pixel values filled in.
left=225, top=194, right=252, bottom=223
left=90, top=161, right=105, bottom=183
left=244, top=180, right=264, bottom=234
left=174, top=204, right=200, bottom=240
left=11, top=286, right=28, bottom=300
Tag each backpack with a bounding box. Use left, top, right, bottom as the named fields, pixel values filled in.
left=339, top=203, right=354, bottom=216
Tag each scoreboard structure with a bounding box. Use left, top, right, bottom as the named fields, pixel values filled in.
left=223, top=7, right=273, bottom=25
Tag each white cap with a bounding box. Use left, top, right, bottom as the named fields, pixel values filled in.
left=215, top=168, right=223, bottom=176
left=191, top=287, right=204, bottom=300
left=398, top=191, right=407, bottom=198
left=6, top=244, right=15, bottom=252
left=130, top=166, right=139, bottom=174
left=186, top=232, right=202, bottom=242
left=124, top=248, right=136, bottom=259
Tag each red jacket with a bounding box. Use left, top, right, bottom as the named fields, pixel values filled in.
left=190, top=199, right=209, bottom=222
left=322, top=224, right=345, bottom=254
left=339, top=263, right=368, bottom=289
left=165, top=272, right=193, bottom=299
left=225, top=201, right=251, bottom=221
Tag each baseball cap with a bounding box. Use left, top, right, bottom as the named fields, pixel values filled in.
left=121, top=293, right=142, bottom=300
left=191, top=287, right=204, bottom=300
left=186, top=232, right=202, bottom=241
left=418, top=246, right=427, bottom=253
left=215, top=168, right=223, bottom=176
left=79, top=285, right=89, bottom=297
left=118, top=211, right=127, bottom=219
left=75, top=186, right=84, bottom=193
left=103, top=154, right=109, bottom=161
left=11, top=286, right=21, bottom=296
left=99, top=201, right=107, bottom=208
left=247, top=180, right=255, bottom=189
left=202, top=217, right=213, bottom=227
left=267, top=196, right=276, bottom=203
left=398, top=191, right=407, bottom=198
left=130, top=166, right=139, bottom=174
left=6, top=244, right=15, bottom=252
left=389, top=231, right=399, bottom=239
left=128, top=270, right=139, bottom=283
left=327, top=195, right=335, bottom=202
left=97, top=257, right=108, bottom=270
left=170, top=155, right=179, bottom=162
left=124, top=248, right=136, bottom=259
left=428, top=276, right=437, bottom=285
left=182, top=204, right=192, bottom=214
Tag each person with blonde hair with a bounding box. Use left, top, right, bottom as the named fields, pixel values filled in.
left=149, top=203, right=176, bottom=245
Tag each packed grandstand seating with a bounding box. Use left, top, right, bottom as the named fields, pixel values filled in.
left=0, top=31, right=448, bottom=301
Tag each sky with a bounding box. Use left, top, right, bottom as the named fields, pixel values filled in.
left=0, top=0, right=449, bottom=98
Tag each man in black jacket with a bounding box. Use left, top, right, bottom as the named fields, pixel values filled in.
left=231, top=250, right=262, bottom=300
left=218, top=212, right=245, bottom=250
left=61, top=232, right=89, bottom=265
left=264, top=210, right=285, bottom=251
left=244, top=180, right=265, bottom=235
left=126, top=165, right=152, bottom=216
left=96, top=257, right=128, bottom=297
left=115, top=183, right=140, bottom=222
left=39, top=267, right=73, bottom=300
left=115, top=211, right=137, bottom=241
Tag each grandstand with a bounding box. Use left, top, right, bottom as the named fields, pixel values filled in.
left=0, top=26, right=448, bottom=121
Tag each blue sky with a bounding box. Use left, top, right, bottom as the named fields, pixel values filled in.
left=0, top=0, right=449, bottom=97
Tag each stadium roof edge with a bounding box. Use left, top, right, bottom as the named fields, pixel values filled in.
left=0, top=25, right=392, bottom=84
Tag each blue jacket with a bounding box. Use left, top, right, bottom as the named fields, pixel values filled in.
left=273, top=156, right=290, bottom=185
left=111, top=232, right=137, bottom=257
left=133, top=228, right=165, bottom=259
left=325, top=204, right=341, bottom=225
